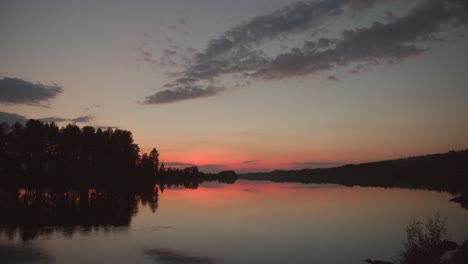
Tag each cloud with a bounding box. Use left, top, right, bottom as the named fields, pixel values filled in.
left=235, top=167, right=274, bottom=174
left=71, top=115, right=93, bottom=122
left=38, top=115, right=93, bottom=123
left=242, top=160, right=260, bottom=165
left=192, top=0, right=385, bottom=69
left=143, top=84, right=225, bottom=104
left=0, top=77, right=63, bottom=106
left=291, top=161, right=343, bottom=169
left=143, top=248, right=217, bottom=264
left=146, top=0, right=385, bottom=92
left=252, top=0, right=468, bottom=79
left=327, top=75, right=339, bottom=81
left=94, top=125, right=119, bottom=130
left=0, top=111, right=93, bottom=125
left=0, top=111, right=27, bottom=124
left=143, top=0, right=468, bottom=104
left=164, top=162, right=195, bottom=167
left=198, top=164, right=225, bottom=173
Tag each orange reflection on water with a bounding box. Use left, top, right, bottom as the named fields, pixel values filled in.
left=153, top=180, right=464, bottom=238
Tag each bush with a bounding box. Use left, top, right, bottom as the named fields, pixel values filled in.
left=400, top=213, right=457, bottom=264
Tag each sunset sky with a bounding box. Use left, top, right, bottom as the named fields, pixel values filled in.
left=1, top=0, right=467, bottom=172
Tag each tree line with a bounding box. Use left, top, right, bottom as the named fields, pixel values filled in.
left=0, top=120, right=154, bottom=173
left=241, top=150, right=468, bottom=196
left=0, top=119, right=237, bottom=184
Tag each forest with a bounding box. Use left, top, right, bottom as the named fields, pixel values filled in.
left=0, top=119, right=237, bottom=185
left=240, top=149, right=468, bottom=208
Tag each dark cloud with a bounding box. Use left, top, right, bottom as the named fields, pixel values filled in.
left=71, top=115, right=93, bottom=122
left=327, top=75, right=339, bottom=81
left=164, top=162, right=195, bottom=167
left=0, top=111, right=27, bottom=124
left=39, top=115, right=93, bottom=123
left=0, top=111, right=93, bottom=125
left=0, top=77, right=63, bottom=106
left=291, top=161, right=343, bottom=169
left=145, top=0, right=378, bottom=104
left=174, top=0, right=389, bottom=81
left=235, top=167, right=273, bottom=174
left=143, top=84, right=225, bottom=104
left=94, top=125, right=119, bottom=130
left=251, top=0, right=468, bottom=79
left=242, top=160, right=260, bottom=165
left=196, top=0, right=384, bottom=62
left=143, top=248, right=217, bottom=264
left=145, top=0, right=467, bottom=104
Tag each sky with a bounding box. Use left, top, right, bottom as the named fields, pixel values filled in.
left=1, top=0, right=467, bottom=173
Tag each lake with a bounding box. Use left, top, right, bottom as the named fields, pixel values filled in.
left=1, top=180, right=468, bottom=264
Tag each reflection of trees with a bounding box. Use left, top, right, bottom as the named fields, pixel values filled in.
left=0, top=186, right=159, bottom=241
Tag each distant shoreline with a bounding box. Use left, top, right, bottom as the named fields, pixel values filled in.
left=239, top=149, right=468, bottom=209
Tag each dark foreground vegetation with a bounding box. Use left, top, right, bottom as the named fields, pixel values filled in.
left=0, top=119, right=237, bottom=187
left=366, top=213, right=468, bottom=264
left=241, top=149, right=468, bottom=208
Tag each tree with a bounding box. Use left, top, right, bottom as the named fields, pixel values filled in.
left=159, top=163, right=166, bottom=174
left=140, top=148, right=159, bottom=174
left=57, top=124, right=81, bottom=169
left=149, top=148, right=159, bottom=172
left=0, top=122, right=9, bottom=156
left=80, top=126, right=96, bottom=169
left=400, top=213, right=458, bottom=264
left=0, top=119, right=159, bottom=176
left=0, top=122, right=10, bottom=169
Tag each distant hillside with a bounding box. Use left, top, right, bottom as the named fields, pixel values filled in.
left=240, top=150, right=468, bottom=194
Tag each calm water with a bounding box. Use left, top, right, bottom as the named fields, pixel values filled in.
left=1, top=180, right=468, bottom=264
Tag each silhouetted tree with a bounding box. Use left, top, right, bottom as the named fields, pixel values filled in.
left=149, top=148, right=159, bottom=171
left=24, top=120, right=46, bottom=171
left=0, top=119, right=144, bottom=174
left=0, top=122, right=9, bottom=164
left=140, top=148, right=159, bottom=174
left=0, top=119, right=238, bottom=185
left=159, top=162, right=166, bottom=172
left=80, top=126, right=96, bottom=169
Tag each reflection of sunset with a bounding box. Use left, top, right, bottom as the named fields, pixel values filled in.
left=141, top=180, right=468, bottom=261
left=157, top=181, right=461, bottom=222
left=1, top=0, right=467, bottom=263
left=5, top=182, right=468, bottom=264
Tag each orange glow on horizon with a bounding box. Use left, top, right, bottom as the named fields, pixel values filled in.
left=137, top=136, right=465, bottom=173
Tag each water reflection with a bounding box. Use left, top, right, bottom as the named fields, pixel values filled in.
left=143, top=248, right=218, bottom=264
left=0, top=186, right=159, bottom=241
left=0, top=243, right=53, bottom=264
left=1, top=181, right=467, bottom=264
